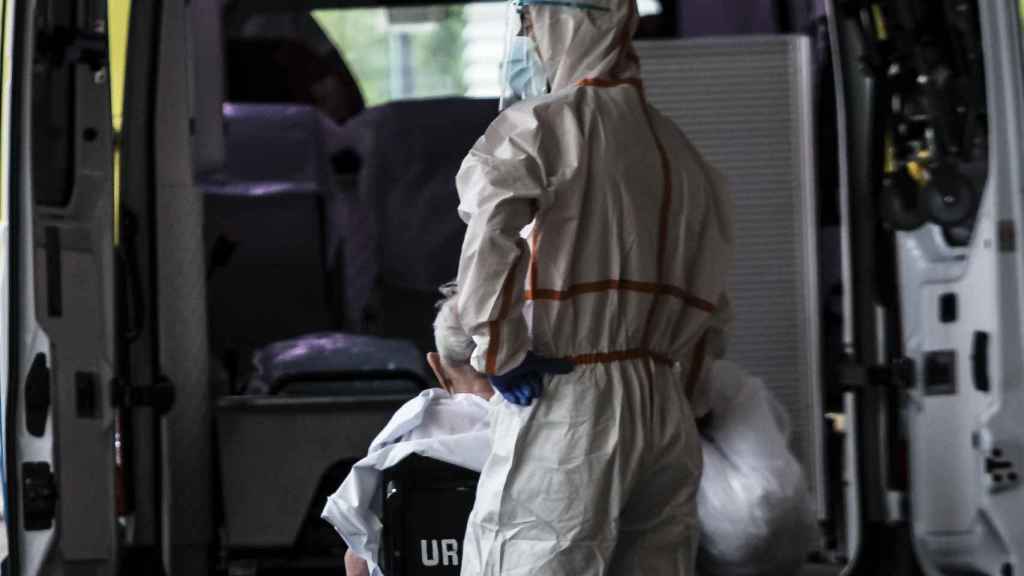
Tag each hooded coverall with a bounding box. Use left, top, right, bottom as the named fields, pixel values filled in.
left=454, top=0, right=735, bottom=571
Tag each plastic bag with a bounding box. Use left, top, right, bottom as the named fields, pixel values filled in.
left=696, top=360, right=817, bottom=576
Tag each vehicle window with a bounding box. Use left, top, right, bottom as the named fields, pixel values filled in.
left=637, top=0, right=662, bottom=16
left=313, top=0, right=662, bottom=106
left=313, top=3, right=503, bottom=106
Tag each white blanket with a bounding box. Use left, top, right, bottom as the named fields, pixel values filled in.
left=321, top=389, right=492, bottom=576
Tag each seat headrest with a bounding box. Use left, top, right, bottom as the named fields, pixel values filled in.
left=225, top=34, right=365, bottom=125
left=218, top=102, right=347, bottom=188
left=338, top=97, right=500, bottom=293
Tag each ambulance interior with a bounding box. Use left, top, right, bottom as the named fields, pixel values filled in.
left=7, top=0, right=1015, bottom=574
left=189, top=1, right=841, bottom=572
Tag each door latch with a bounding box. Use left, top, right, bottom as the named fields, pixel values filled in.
left=22, top=462, right=57, bottom=531
left=112, top=377, right=175, bottom=416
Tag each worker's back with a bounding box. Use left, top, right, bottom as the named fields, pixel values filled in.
left=450, top=0, right=736, bottom=571
left=512, top=81, right=734, bottom=367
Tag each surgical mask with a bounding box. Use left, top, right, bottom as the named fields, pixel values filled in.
left=501, top=35, right=548, bottom=110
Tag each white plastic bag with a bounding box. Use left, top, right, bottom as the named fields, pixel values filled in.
left=696, top=360, right=817, bottom=576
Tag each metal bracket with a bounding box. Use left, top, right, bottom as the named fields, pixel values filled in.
left=35, top=26, right=107, bottom=71
left=840, top=356, right=915, bottom=392
left=112, top=377, right=175, bottom=415
left=22, top=462, right=57, bottom=531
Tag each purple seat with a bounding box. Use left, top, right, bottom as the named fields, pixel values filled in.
left=333, top=97, right=499, bottom=350
left=679, top=0, right=780, bottom=36
left=203, top=104, right=349, bottom=389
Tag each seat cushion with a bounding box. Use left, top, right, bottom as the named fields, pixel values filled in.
left=247, top=332, right=429, bottom=395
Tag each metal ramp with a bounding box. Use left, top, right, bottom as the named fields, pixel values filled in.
left=637, top=36, right=823, bottom=515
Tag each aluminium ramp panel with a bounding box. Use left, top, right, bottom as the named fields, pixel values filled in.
left=637, top=36, right=823, bottom=515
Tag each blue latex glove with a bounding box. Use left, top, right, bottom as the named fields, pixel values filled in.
left=489, top=352, right=575, bottom=406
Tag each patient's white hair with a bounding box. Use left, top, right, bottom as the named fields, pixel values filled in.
left=434, top=282, right=475, bottom=366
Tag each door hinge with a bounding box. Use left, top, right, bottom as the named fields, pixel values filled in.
left=35, top=26, right=107, bottom=71
left=22, top=462, right=57, bottom=531
left=112, top=377, right=175, bottom=415
left=840, top=356, right=915, bottom=392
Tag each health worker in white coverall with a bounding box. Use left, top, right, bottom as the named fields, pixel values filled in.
left=452, top=0, right=735, bottom=572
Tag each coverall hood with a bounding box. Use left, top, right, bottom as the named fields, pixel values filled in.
left=529, top=0, right=642, bottom=92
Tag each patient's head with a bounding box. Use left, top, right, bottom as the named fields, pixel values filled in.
left=427, top=284, right=494, bottom=399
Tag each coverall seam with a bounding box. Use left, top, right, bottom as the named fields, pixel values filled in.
left=486, top=261, right=526, bottom=375
left=684, top=332, right=708, bottom=399
left=524, top=279, right=715, bottom=311
left=566, top=348, right=673, bottom=366
left=635, top=91, right=674, bottom=353
left=577, top=77, right=644, bottom=91
left=529, top=223, right=541, bottom=295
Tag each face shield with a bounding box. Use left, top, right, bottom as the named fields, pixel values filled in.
left=500, top=0, right=548, bottom=110
left=499, top=0, right=615, bottom=110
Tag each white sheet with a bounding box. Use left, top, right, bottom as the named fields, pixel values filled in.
left=321, top=389, right=492, bottom=576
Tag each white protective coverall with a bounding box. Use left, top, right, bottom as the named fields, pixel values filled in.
left=453, top=0, right=734, bottom=572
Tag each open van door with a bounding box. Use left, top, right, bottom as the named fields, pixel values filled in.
left=4, top=0, right=120, bottom=573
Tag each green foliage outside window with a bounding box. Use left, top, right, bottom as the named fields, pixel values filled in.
left=313, top=6, right=467, bottom=107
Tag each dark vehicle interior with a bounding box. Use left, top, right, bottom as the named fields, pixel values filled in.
left=3, top=0, right=1010, bottom=574
left=198, top=2, right=841, bottom=574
